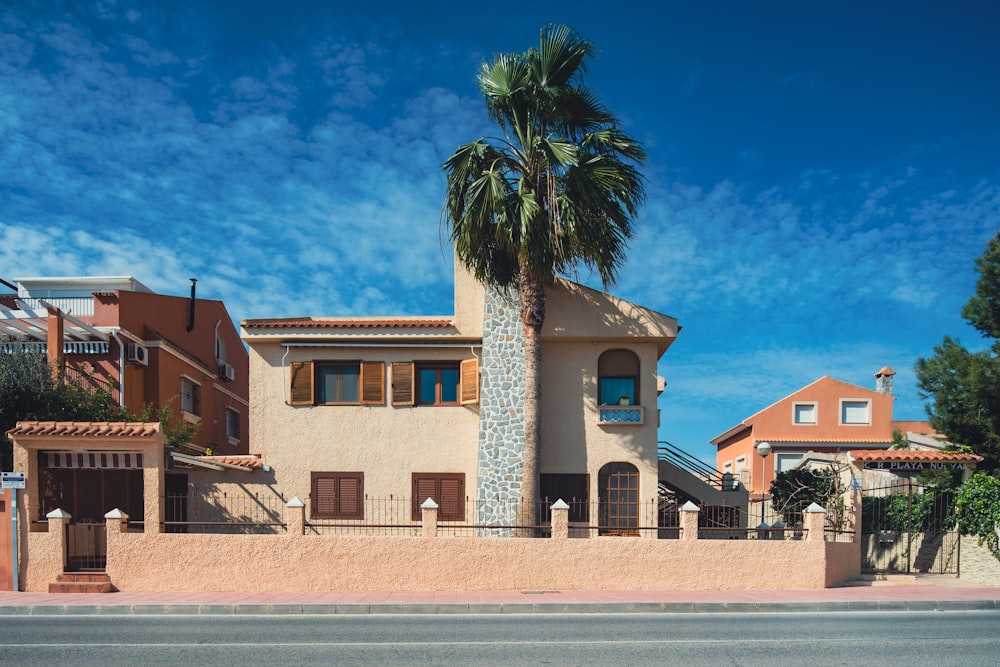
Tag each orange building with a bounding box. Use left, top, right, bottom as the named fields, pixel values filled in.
left=0, top=276, right=248, bottom=456
left=710, top=367, right=937, bottom=496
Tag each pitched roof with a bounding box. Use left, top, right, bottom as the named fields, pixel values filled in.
left=7, top=421, right=161, bottom=438
left=242, top=317, right=453, bottom=329
left=849, top=449, right=983, bottom=463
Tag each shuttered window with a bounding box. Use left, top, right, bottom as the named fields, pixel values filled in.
left=311, top=472, right=364, bottom=519
left=289, top=362, right=315, bottom=406
left=460, top=358, right=479, bottom=405
left=411, top=473, right=465, bottom=521
left=391, top=362, right=414, bottom=405
left=289, top=361, right=384, bottom=406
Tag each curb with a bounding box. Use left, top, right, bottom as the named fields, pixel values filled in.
left=0, top=599, right=997, bottom=615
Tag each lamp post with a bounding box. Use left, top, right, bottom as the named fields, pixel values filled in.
left=755, top=441, right=772, bottom=538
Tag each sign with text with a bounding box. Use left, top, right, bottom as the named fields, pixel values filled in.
left=1, top=472, right=25, bottom=489
left=863, top=461, right=964, bottom=472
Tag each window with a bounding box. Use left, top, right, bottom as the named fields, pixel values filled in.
left=540, top=473, right=589, bottom=523
left=776, top=453, right=805, bottom=473
left=225, top=407, right=240, bottom=440
left=318, top=363, right=360, bottom=404
left=180, top=376, right=200, bottom=416
left=598, top=349, right=639, bottom=405
left=841, top=400, right=870, bottom=425
left=417, top=363, right=460, bottom=405
left=793, top=402, right=817, bottom=425
left=598, top=462, right=639, bottom=536
left=288, top=361, right=385, bottom=406
left=411, top=473, right=465, bottom=521
left=215, top=332, right=227, bottom=364
left=311, top=472, right=364, bottom=519
left=391, top=359, right=479, bottom=406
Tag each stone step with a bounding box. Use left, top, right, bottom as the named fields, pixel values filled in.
left=49, top=572, right=113, bottom=593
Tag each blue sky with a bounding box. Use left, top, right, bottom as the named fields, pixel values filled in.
left=2, top=1, right=998, bottom=463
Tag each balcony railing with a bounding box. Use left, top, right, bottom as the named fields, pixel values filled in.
left=597, top=405, right=644, bottom=425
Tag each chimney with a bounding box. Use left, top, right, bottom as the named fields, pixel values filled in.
left=47, top=306, right=64, bottom=377
left=874, top=366, right=895, bottom=395
left=186, top=278, right=197, bottom=332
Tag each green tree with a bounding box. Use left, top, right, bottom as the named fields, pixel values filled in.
left=916, top=232, right=1000, bottom=474
left=0, top=350, right=119, bottom=470
left=442, top=25, right=646, bottom=527
left=1, top=348, right=199, bottom=470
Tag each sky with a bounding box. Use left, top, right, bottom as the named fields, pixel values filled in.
left=2, top=1, right=998, bottom=464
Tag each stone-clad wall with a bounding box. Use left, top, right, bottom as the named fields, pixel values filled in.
left=959, top=532, right=1000, bottom=586
left=475, top=288, right=526, bottom=534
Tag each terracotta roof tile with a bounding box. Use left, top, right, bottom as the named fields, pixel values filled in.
left=7, top=421, right=161, bottom=438
left=242, top=317, right=453, bottom=329
left=849, top=449, right=983, bottom=463
left=201, top=455, right=264, bottom=469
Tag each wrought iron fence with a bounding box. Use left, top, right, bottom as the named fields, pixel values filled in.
left=163, top=489, right=286, bottom=534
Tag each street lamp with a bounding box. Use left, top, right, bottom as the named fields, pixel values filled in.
left=755, top=441, right=772, bottom=538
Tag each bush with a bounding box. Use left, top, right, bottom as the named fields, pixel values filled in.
left=954, top=473, right=1000, bottom=561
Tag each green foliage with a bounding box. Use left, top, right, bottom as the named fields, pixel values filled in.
left=0, top=348, right=199, bottom=470
left=954, top=473, right=1000, bottom=560
left=770, top=467, right=839, bottom=525
left=916, top=232, right=1000, bottom=474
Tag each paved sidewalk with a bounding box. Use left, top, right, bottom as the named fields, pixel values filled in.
left=2, top=576, right=999, bottom=615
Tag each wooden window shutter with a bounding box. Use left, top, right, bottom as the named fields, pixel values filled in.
left=360, top=362, right=385, bottom=405
left=311, top=472, right=336, bottom=517
left=391, top=362, right=414, bottom=406
left=439, top=475, right=464, bottom=521
left=459, top=358, right=479, bottom=405
left=289, top=362, right=314, bottom=406
left=311, top=471, right=364, bottom=519
left=336, top=473, right=363, bottom=518
left=412, top=475, right=438, bottom=520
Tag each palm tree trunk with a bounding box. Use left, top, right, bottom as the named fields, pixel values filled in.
left=517, top=270, right=545, bottom=535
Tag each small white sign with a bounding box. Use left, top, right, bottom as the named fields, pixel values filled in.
left=1, top=472, right=25, bottom=489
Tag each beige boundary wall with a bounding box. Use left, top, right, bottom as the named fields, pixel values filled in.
left=958, top=533, right=1000, bottom=586
left=22, top=504, right=860, bottom=592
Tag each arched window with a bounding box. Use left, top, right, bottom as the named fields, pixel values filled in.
left=598, top=462, right=639, bottom=536
left=598, top=349, right=639, bottom=406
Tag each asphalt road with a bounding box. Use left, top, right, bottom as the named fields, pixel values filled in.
left=2, top=610, right=999, bottom=666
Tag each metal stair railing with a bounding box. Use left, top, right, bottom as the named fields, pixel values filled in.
left=658, top=440, right=733, bottom=491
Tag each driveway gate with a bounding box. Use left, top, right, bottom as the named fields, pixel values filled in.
left=861, top=478, right=958, bottom=574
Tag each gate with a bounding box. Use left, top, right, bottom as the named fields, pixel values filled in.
left=861, top=478, right=958, bottom=574
left=66, top=519, right=107, bottom=571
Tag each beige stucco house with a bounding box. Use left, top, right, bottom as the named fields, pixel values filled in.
left=241, top=260, right=679, bottom=533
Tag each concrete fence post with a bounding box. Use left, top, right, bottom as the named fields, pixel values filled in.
left=285, top=497, right=305, bottom=536
left=421, top=498, right=439, bottom=538
left=680, top=501, right=700, bottom=541
left=804, top=502, right=826, bottom=542
left=45, top=508, right=71, bottom=581
left=104, top=508, right=129, bottom=534
left=550, top=499, right=569, bottom=539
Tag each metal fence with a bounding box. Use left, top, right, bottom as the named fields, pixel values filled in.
left=163, top=490, right=286, bottom=534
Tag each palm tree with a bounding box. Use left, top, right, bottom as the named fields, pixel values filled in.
left=442, top=24, right=646, bottom=531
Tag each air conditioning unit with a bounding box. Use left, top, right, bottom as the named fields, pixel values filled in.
left=219, top=362, right=235, bottom=382
left=125, top=343, right=148, bottom=366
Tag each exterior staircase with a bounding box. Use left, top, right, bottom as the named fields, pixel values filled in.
left=48, top=572, right=113, bottom=593
left=658, top=441, right=749, bottom=509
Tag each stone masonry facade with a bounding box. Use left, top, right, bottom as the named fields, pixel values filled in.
left=475, top=287, right=526, bottom=535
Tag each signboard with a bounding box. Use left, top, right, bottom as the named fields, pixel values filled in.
left=1, top=472, right=25, bottom=490
left=863, top=461, right=964, bottom=472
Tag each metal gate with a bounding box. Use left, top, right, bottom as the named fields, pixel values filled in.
left=66, top=519, right=107, bottom=571
left=861, top=478, right=958, bottom=574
